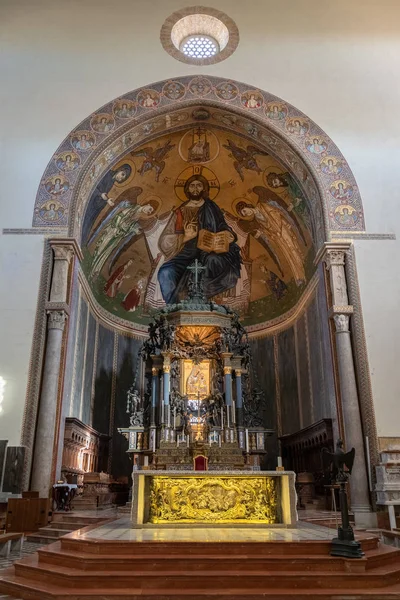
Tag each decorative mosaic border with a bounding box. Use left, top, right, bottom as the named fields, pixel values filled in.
left=345, top=245, right=379, bottom=487
left=31, top=75, right=366, bottom=246
left=20, top=241, right=53, bottom=490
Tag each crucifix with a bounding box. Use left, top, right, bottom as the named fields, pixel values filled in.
left=187, top=259, right=206, bottom=287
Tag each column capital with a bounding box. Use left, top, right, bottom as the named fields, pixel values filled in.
left=47, top=310, right=67, bottom=331
left=324, top=249, right=346, bottom=270
left=333, top=313, right=350, bottom=333
left=314, top=242, right=352, bottom=267
left=49, top=238, right=83, bottom=262
left=162, top=353, right=171, bottom=372
left=52, top=246, right=74, bottom=263
left=223, top=366, right=232, bottom=375
left=152, top=367, right=159, bottom=376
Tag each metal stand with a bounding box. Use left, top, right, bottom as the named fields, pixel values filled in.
left=330, top=481, right=364, bottom=559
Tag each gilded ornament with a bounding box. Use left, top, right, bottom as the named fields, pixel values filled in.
left=149, top=475, right=277, bottom=524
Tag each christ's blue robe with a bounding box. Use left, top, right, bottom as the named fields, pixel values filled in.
left=158, top=198, right=242, bottom=304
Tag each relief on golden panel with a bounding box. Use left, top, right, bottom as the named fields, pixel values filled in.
left=149, top=476, right=278, bottom=524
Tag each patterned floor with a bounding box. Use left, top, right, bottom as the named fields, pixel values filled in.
left=0, top=539, right=44, bottom=599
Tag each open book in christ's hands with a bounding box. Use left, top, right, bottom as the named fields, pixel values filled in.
left=197, top=229, right=231, bottom=254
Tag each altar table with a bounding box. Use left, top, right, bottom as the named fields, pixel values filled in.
left=131, top=470, right=297, bottom=527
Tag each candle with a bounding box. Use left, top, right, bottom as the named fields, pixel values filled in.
left=144, top=456, right=149, bottom=467
left=277, top=456, right=283, bottom=468
left=186, top=435, right=189, bottom=448
left=221, top=407, right=224, bottom=430
left=209, top=434, right=211, bottom=447
left=152, top=431, right=156, bottom=453
left=245, top=429, right=249, bottom=454
left=219, top=434, right=221, bottom=448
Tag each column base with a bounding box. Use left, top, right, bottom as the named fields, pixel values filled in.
left=352, top=508, right=377, bottom=528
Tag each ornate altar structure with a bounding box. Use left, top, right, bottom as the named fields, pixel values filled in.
left=118, top=260, right=274, bottom=474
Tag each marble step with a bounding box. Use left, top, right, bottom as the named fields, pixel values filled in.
left=38, top=546, right=370, bottom=572
left=12, top=554, right=400, bottom=590
left=2, top=573, right=400, bottom=600
left=60, top=536, right=379, bottom=556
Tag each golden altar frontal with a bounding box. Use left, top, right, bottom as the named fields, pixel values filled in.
left=131, top=470, right=297, bottom=526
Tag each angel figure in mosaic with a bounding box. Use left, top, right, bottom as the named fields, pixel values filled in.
left=88, top=200, right=158, bottom=281
left=223, top=139, right=269, bottom=182
left=235, top=191, right=306, bottom=285
left=131, top=140, right=175, bottom=182
left=264, top=172, right=314, bottom=240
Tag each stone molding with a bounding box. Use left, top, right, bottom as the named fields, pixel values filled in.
left=45, top=301, right=70, bottom=315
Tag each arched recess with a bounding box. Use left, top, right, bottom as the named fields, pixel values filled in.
left=34, top=75, right=365, bottom=246
left=22, top=78, right=379, bottom=500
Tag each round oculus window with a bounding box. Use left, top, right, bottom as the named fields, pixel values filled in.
left=160, top=7, right=239, bottom=65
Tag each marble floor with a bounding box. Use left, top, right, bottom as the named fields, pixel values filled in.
left=83, top=517, right=337, bottom=542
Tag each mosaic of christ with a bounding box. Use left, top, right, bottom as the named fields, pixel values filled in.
left=81, top=127, right=316, bottom=326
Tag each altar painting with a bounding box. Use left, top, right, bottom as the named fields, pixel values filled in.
left=183, top=360, right=210, bottom=400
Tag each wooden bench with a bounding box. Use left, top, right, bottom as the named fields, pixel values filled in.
left=0, top=532, right=24, bottom=558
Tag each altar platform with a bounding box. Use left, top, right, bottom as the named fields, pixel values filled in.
left=82, top=516, right=337, bottom=541
left=2, top=514, right=400, bottom=600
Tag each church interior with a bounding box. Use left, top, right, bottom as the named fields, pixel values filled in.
left=1, top=0, right=400, bottom=598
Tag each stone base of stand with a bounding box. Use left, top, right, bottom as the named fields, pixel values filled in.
left=331, top=526, right=364, bottom=558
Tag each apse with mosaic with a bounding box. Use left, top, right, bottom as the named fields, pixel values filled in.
left=80, top=126, right=316, bottom=327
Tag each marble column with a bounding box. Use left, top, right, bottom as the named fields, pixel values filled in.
left=31, top=240, right=78, bottom=497
left=151, top=367, right=159, bottom=426
left=222, top=353, right=233, bottom=428
left=31, top=310, right=67, bottom=496
left=235, top=368, right=244, bottom=427
left=324, top=245, right=375, bottom=527
left=162, top=355, right=171, bottom=430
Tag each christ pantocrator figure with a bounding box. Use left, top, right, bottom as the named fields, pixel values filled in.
left=157, top=175, right=242, bottom=304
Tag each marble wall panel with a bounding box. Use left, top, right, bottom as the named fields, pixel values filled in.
left=316, top=268, right=337, bottom=428
left=278, top=327, right=300, bottom=436
left=3, top=446, right=25, bottom=493
left=81, top=312, right=96, bottom=425
left=70, top=296, right=88, bottom=418
left=92, top=325, right=115, bottom=435
left=0, top=440, right=8, bottom=488
left=112, top=335, right=142, bottom=479
left=296, top=314, right=313, bottom=428
left=307, top=296, right=325, bottom=422
left=250, top=336, right=278, bottom=468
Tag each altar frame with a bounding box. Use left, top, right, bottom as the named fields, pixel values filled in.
left=131, top=470, right=297, bottom=527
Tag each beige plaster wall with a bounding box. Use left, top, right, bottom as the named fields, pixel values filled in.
left=0, top=0, right=399, bottom=443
